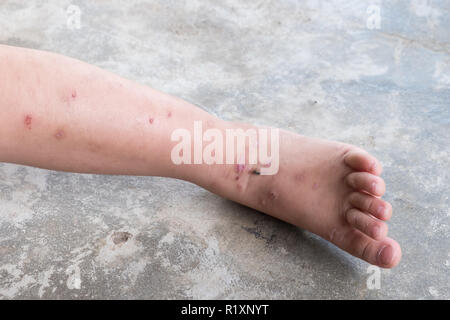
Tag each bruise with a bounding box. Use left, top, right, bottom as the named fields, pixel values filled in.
left=24, top=115, right=33, bottom=129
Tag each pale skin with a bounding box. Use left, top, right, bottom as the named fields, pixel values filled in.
left=0, top=45, right=401, bottom=268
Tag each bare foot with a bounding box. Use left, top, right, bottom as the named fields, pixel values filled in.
left=202, top=126, right=402, bottom=268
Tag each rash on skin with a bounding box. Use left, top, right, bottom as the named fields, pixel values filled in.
left=24, top=115, right=33, bottom=129
left=235, top=163, right=246, bottom=174
left=235, top=163, right=247, bottom=180
left=61, top=89, right=77, bottom=106
left=232, top=163, right=251, bottom=191
left=234, top=162, right=263, bottom=192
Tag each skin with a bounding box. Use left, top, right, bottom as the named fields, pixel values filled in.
left=0, top=45, right=401, bottom=268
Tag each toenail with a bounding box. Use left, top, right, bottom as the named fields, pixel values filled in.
left=372, top=182, right=376, bottom=192
left=373, top=225, right=381, bottom=238
left=378, top=245, right=394, bottom=266
left=377, top=205, right=385, bottom=217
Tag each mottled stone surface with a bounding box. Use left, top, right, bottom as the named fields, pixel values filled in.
left=0, top=0, right=449, bottom=299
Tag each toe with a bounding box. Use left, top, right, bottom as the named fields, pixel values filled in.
left=376, top=238, right=402, bottom=268
left=344, top=149, right=382, bottom=175
left=346, top=172, right=385, bottom=196
left=345, top=208, right=388, bottom=240
left=334, top=228, right=402, bottom=268
left=348, top=192, right=392, bottom=221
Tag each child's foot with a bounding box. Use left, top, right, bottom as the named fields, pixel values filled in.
left=203, top=127, right=401, bottom=268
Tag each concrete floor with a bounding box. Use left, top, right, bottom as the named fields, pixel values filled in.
left=0, top=0, right=449, bottom=299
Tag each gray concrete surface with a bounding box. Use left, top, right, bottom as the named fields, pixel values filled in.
left=0, top=0, right=449, bottom=299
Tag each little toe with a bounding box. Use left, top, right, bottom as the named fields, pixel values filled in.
left=348, top=192, right=392, bottom=221
left=344, top=149, right=382, bottom=175
left=345, top=208, right=388, bottom=240
left=346, top=172, right=385, bottom=196
left=335, top=228, right=402, bottom=268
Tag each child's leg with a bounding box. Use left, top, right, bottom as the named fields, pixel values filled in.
left=0, top=45, right=401, bottom=268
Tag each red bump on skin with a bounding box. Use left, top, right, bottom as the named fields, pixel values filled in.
left=54, top=129, right=65, bottom=140
left=312, top=182, right=319, bottom=190
left=167, top=111, right=172, bottom=118
left=149, top=117, right=154, bottom=124
left=235, top=163, right=246, bottom=174
left=24, top=115, right=33, bottom=129
left=71, top=90, right=77, bottom=98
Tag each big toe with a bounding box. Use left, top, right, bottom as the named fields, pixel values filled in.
left=374, top=238, right=402, bottom=268
left=333, top=228, right=402, bottom=268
